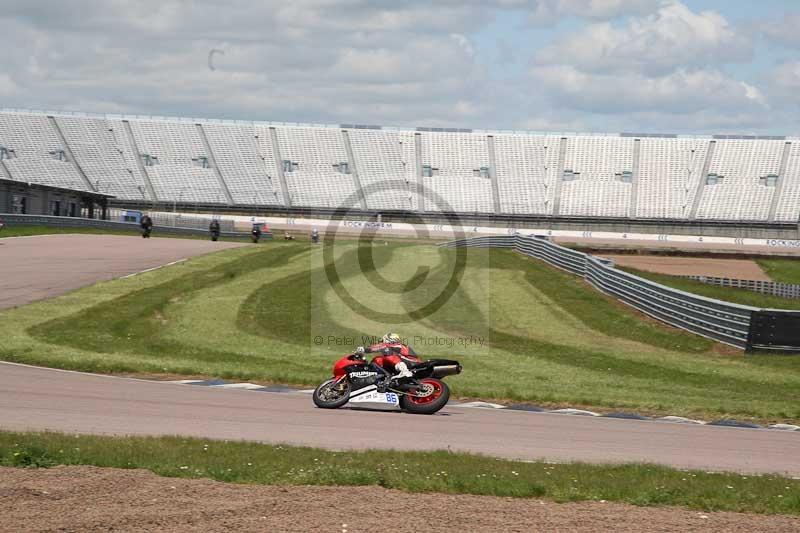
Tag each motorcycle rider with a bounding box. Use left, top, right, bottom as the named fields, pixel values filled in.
left=209, top=219, right=221, bottom=241
left=356, top=333, right=420, bottom=389
left=140, top=214, right=153, bottom=238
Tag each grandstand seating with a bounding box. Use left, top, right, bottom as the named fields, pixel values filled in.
left=204, top=123, right=283, bottom=205
left=775, top=142, right=800, bottom=223
left=493, top=133, right=560, bottom=215
left=559, top=136, right=634, bottom=218
left=1, top=109, right=798, bottom=223
left=56, top=116, right=148, bottom=199
left=418, top=132, right=493, bottom=213
left=635, top=138, right=708, bottom=219
left=0, top=112, right=90, bottom=192
left=347, top=129, right=418, bottom=211
left=696, top=139, right=783, bottom=221
left=274, top=126, right=358, bottom=209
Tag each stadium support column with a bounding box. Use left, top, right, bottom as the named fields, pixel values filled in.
left=341, top=129, right=368, bottom=211
left=196, top=123, right=234, bottom=205
left=628, top=138, right=641, bottom=218
left=768, top=142, right=792, bottom=222
left=268, top=127, right=292, bottom=209
left=551, top=137, right=568, bottom=216
left=122, top=120, right=158, bottom=202
left=49, top=116, right=96, bottom=192
left=414, top=132, right=425, bottom=213
left=0, top=156, right=11, bottom=181
left=486, top=135, right=501, bottom=215
left=689, top=140, right=715, bottom=220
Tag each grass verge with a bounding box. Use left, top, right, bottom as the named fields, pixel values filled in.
left=3, top=241, right=800, bottom=422
left=620, top=267, right=800, bottom=311
left=758, top=258, right=800, bottom=285
left=1, top=431, right=798, bottom=515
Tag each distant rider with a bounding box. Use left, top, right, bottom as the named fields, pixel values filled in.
left=356, top=333, right=420, bottom=388
left=140, top=214, right=153, bottom=238
left=209, top=219, right=221, bottom=241
left=311, top=228, right=319, bottom=243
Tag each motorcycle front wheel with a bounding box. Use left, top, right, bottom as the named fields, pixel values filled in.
left=312, top=378, right=351, bottom=409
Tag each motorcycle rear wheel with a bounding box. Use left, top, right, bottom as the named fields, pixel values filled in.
left=313, top=378, right=351, bottom=409
left=400, top=378, right=450, bottom=415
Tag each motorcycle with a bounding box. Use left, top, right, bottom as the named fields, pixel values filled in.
left=313, top=352, right=461, bottom=415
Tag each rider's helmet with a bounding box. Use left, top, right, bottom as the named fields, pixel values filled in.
left=382, top=332, right=401, bottom=344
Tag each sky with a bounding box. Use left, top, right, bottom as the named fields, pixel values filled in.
left=1, top=0, right=800, bottom=135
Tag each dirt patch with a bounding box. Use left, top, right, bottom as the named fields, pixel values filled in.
left=603, top=255, right=772, bottom=281
left=1, top=466, right=796, bottom=532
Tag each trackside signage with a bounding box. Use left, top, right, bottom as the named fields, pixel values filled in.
left=153, top=211, right=800, bottom=251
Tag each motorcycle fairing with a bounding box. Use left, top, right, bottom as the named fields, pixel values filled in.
left=347, top=385, right=401, bottom=411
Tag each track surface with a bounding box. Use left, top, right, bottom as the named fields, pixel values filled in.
left=1, top=363, right=798, bottom=476
left=0, top=234, right=244, bottom=310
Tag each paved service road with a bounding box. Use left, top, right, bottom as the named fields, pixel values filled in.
left=0, top=234, right=245, bottom=310
left=1, top=363, right=797, bottom=476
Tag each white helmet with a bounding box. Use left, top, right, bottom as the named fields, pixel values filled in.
left=382, top=332, right=401, bottom=344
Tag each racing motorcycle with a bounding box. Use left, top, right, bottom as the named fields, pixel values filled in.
left=313, top=352, right=461, bottom=415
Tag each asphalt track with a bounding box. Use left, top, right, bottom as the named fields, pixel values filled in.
left=1, top=362, right=798, bottom=476
left=0, top=234, right=245, bottom=310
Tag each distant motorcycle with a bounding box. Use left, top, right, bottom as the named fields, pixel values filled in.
left=251, top=225, right=262, bottom=243
left=313, top=351, right=461, bottom=415
left=209, top=222, right=221, bottom=241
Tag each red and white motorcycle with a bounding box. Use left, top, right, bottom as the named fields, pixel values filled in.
left=312, top=352, right=461, bottom=415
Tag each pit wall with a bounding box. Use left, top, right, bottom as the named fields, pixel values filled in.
left=151, top=211, right=800, bottom=254
left=440, top=234, right=800, bottom=353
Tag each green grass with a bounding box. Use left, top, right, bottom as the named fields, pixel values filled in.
left=2, top=240, right=800, bottom=422
left=758, top=258, right=800, bottom=285
left=621, top=267, right=800, bottom=311
left=2, top=431, right=799, bottom=515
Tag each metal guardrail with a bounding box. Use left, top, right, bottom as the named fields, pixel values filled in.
left=441, top=234, right=760, bottom=349
left=684, top=275, right=800, bottom=300
left=0, top=213, right=266, bottom=240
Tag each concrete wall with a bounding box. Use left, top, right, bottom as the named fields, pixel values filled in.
left=0, top=181, right=88, bottom=216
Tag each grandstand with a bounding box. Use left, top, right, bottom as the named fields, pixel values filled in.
left=0, top=109, right=798, bottom=225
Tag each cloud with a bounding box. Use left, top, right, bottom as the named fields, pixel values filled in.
left=527, top=0, right=661, bottom=24
left=759, top=13, right=800, bottom=49
left=536, top=0, right=750, bottom=76
left=0, top=0, right=784, bottom=134
left=531, top=65, right=765, bottom=114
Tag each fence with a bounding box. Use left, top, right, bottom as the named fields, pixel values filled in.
left=440, top=234, right=800, bottom=352
left=0, top=213, right=258, bottom=239
left=684, top=275, right=800, bottom=300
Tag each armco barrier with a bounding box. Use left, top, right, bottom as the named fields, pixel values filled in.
left=440, top=234, right=799, bottom=352
left=684, top=275, right=800, bottom=300
left=0, top=213, right=266, bottom=240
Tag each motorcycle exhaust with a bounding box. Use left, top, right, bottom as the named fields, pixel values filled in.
left=431, top=364, right=461, bottom=378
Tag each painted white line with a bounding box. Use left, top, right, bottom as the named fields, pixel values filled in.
left=550, top=408, right=600, bottom=416
left=656, top=416, right=707, bottom=425
left=166, top=380, right=208, bottom=385
left=769, top=424, right=800, bottom=431
left=452, top=401, right=507, bottom=409
left=213, top=383, right=266, bottom=390
left=120, top=258, right=187, bottom=279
